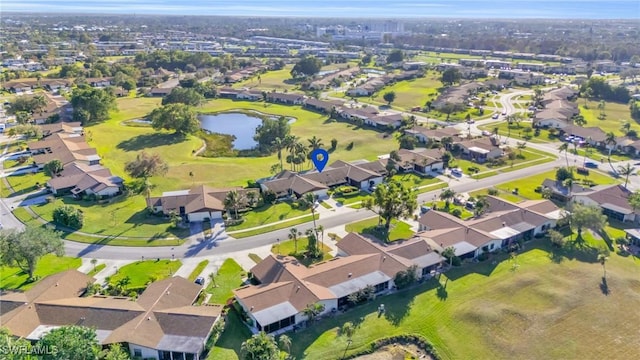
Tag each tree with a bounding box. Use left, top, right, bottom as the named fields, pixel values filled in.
left=289, top=227, right=300, bottom=254
left=15, top=111, right=32, bottom=124
left=53, top=205, right=84, bottom=229
left=70, top=86, right=117, bottom=124
left=597, top=100, right=606, bottom=119
left=6, top=123, right=43, bottom=139
left=240, top=332, right=279, bottom=360
left=474, top=196, right=490, bottom=216
left=101, top=344, right=131, bottom=360
left=148, top=103, right=200, bottom=135
left=254, top=116, right=290, bottom=154
left=341, top=321, right=356, bottom=339
left=387, top=49, right=404, bottom=63
left=302, top=192, right=319, bottom=238
left=556, top=167, right=574, bottom=183
left=441, top=68, right=462, bottom=85
left=0, top=327, right=33, bottom=360
left=363, top=182, right=417, bottom=235
left=291, top=56, right=322, bottom=78
left=558, top=143, right=570, bottom=168
left=398, top=134, right=418, bottom=150
left=621, top=122, right=632, bottom=135
left=628, top=191, right=640, bottom=213
left=90, top=258, right=98, bottom=271
left=548, top=229, right=566, bottom=248
left=37, top=325, right=101, bottom=360
left=569, top=204, right=608, bottom=238
left=597, top=247, right=609, bottom=278
left=605, top=131, right=617, bottom=160
left=124, top=152, right=169, bottom=200
left=307, top=136, right=324, bottom=152
left=161, top=87, right=204, bottom=106
left=617, top=163, right=636, bottom=188
left=0, top=226, right=64, bottom=279
left=383, top=91, right=396, bottom=105
left=272, top=137, right=285, bottom=171
left=572, top=114, right=587, bottom=127
left=442, top=246, right=457, bottom=267
left=439, top=188, right=456, bottom=209
left=394, top=265, right=419, bottom=289
left=303, top=302, right=325, bottom=322
left=516, top=141, right=527, bottom=156
left=278, top=334, right=292, bottom=354
left=224, top=190, right=246, bottom=220
left=43, top=159, right=63, bottom=177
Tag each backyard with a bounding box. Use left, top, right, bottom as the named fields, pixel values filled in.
left=371, top=72, right=442, bottom=111
left=271, top=236, right=333, bottom=266
left=345, top=217, right=415, bottom=242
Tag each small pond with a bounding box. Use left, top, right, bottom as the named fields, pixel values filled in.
left=199, top=112, right=263, bottom=150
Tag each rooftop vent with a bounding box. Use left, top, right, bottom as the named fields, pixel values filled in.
left=348, top=273, right=352, bottom=278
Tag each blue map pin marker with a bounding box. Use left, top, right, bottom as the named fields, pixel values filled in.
left=311, top=148, right=329, bottom=173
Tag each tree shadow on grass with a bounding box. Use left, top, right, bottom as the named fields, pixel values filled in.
left=116, top=132, right=187, bottom=152
left=599, top=276, right=610, bottom=296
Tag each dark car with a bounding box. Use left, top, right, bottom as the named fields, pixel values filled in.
left=584, top=162, right=598, bottom=169
left=195, top=277, right=205, bottom=285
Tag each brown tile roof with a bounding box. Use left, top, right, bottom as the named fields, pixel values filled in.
left=29, top=133, right=98, bottom=166
left=147, top=186, right=257, bottom=215
left=39, top=122, right=83, bottom=136
left=577, top=184, right=633, bottom=213
left=48, top=162, right=122, bottom=194
left=560, top=125, right=607, bottom=142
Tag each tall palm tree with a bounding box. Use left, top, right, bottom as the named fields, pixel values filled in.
left=598, top=252, right=609, bottom=278
left=303, top=193, right=319, bottom=238
left=278, top=335, right=292, bottom=354
left=439, top=188, right=456, bottom=209
left=442, top=246, right=456, bottom=267
left=316, top=224, right=325, bottom=251
left=605, top=132, right=617, bottom=160
left=272, top=137, right=285, bottom=171
left=303, top=302, right=325, bottom=322
left=307, top=136, right=324, bottom=151
left=223, top=190, right=245, bottom=220
left=288, top=227, right=300, bottom=254
left=558, top=143, right=570, bottom=168
left=617, top=163, right=636, bottom=188
left=284, top=135, right=298, bottom=170
left=582, top=143, right=592, bottom=167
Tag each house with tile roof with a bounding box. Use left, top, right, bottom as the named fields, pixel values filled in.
left=454, top=137, right=503, bottom=163
left=417, top=196, right=562, bottom=259
left=393, top=148, right=445, bottom=174
left=234, top=232, right=435, bottom=334
left=404, top=126, right=461, bottom=144
left=47, top=162, right=123, bottom=197
left=147, top=185, right=258, bottom=222
left=29, top=133, right=101, bottom=168
left=0, top=270, right=221, bottom=360
left=259, top=159, right=387, bottom=199
left=572, top=184, right=637, bottom=222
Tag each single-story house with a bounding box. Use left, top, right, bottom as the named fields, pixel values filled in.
left=558, top=125, right=607, bottom=147
left=234, top=232, right=429, bottom=333
left=404, top=126, right=461, bottom=144
left=623, top=229, right=640, bottom=246
left=394, top=148, right=445, bottom=174
left=47, top=162, right=123, bottom=197
left=266, top=92, right=305, bottom=105
left=303, top=98, right=340, bottom=113
left=454, top=137, right=503, bottom=163
left=365, top=114, right=404, bottom=129
left=572, top=184, right=638, bottom=222
left=148, top=87, right=174, bottom=97
left=0, top=271, right=222, bottom=360
left=29, top=133, right=101, bottom=168
left=417, top=196, right=562, bottom=259
left=147, top=185, right=258, bottom=222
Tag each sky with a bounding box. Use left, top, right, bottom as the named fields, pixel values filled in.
left=1, top=0, right=639, bottom=19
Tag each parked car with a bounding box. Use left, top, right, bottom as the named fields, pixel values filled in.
left=482, top=130, right=492, bottom=136
left=501, top=111, right=507, bottom=116
left=420, top=206, right=431, bottom=214
left=194, top=277, right=205, bottom=285
left=584, top=161, right=598, bottom=169
left=492, top=114, right=499, bottom=119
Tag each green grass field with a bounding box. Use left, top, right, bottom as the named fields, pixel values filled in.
left=87, top=263, right=106, bottom=277
left=579, top=100, right=633, bottom=134
left=29, top=195, right=189, bottom=239
left=232, top=65, right=298, bottom=91
left=108, top=259, right=182, bottom=289
left=345, top=217, right=415, bottom=242
left=0, top=254, right=81, bottom=291
left=391, top=173, right=442, bottom=189
left=207, top=309, right=253, bottom=360
left=371, top=73, right=442, bottom=110
left=287, top=236, right=640, bottom=360
left=271, top=237, right=333, bottom=266
left=478, top=121, right=557, bottom=144
left=331, top=190, right=371, bottom=206
left=4, top=171, right=48, bottom=197
left=225, top=202, right=310, bottom=231
left=228, top=214, right=319, bottom=239
left=206, top=258, right=245, bottom=305
left=188, top=260, right=209, bottom=282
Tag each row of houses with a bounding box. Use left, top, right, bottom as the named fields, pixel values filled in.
left=346, top=70, right=422, bottom=97
left=431, top=79, right=508, bottom=111
left=28, top=122, right=124, bottom=197
left=308, top=66, right=361, bottom=90
left=0, top=271, right=222, bottom=360
left=3, top=78, right=114, bottom=93
left=234, top=195, right=564, bottom=333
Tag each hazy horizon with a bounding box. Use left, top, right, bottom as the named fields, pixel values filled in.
left=2, top=0, right=639, bottom=19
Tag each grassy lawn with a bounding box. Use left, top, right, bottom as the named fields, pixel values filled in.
left=427, top=201, right=475, bottom=220
left=288, top=235, right=640, bottom=360
left=207, top=309, right=253, bottom=360
left=495, top=169, right=618, bottom=201
left=0, top=254, right=81, bottom=291
left=580, top=100, right=634, bottom=133
left=391, top=173, right=442, bottom=189
left=345, top=217, right=415, bottom=242
left=29, top=195, right=189, bottom=239
left=227, top=214, right=318, bottom=239
left=331, top=191, right=371, bottom=206
left=108, top=260, right=182, bottom=289
left=232, top=65, right=298, bottom=91
left=271, top=237, right=333, bottom=266
left=188, top=260, right=210, bottom=282
left=206, top=258, right=245, bottom=305
left=371, top=72, right=442, bottom=110
left=5, top=171, right=48, bottom=197
left=92, top=97, right=398, bottom=195
left=87, top=263, right=106, bottom=277
left=225, top=202, right=310, bottom=231
left=470, top=189, right=525, bottom=204
left=478, top=121, right=557, bottom=143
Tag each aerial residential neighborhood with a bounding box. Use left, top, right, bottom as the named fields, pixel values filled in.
left=0, top=4, right=639, bottom=360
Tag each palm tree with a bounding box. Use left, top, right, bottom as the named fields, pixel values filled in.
left=278, top=334, right=292, bottom=354
left=597, top=100, right=606, bottom=119
left=621, top=122, right=631, bottom=135
left=582, top=143, right=592, bottom=167
left=558, top=143, right=570, bottom=168
left=516, top=141, right=527, bottom=156
left=272, top=137, right=285, bottom=171
left=208, top=272, right=217, bottom=288
left=341, top=321, right=356, bottom=339
left=617, top=163, right=636, bottom=188
left=223, top=190, right=245, bottom=220
left=289, top=227, right=300, bottom=254
left=605, top=132, right=617, bottom=160
left=90, top=258, right=98, bottom=272
left=442, top=246, right=456, bottom=267
left=303, top=302, right=325, bottom=323
left=303, top=193, right=319, bottom=237
left=307, top=136, right=324, bottom=151
left=439, top=188, right=456, bottom=209
left=474, top=196, right=490, bottom=216
left=598, top=252, right=609, bottom=278
left=316, top=224, right=325, bottom=251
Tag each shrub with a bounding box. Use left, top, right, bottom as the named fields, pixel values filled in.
left=330, top=138, right=338, bottom=150
left=346, top=141, right=354, bottom=151
left=52, top=205, right=84, bottom=229
left=487, top=188, right=499, bottom=196
left=451, top=208, right=462, bottom=218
